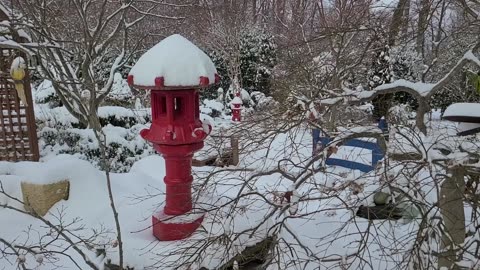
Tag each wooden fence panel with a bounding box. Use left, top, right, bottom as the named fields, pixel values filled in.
left=0, top=48, right=39, bottom=162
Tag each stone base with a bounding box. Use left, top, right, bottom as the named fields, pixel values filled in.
left=152, top=210, right=204, bottom=241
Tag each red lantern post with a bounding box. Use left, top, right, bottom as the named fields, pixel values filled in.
left=127, top=34, right=219, bottom=241
left=231, top=92, right=242, bottom=122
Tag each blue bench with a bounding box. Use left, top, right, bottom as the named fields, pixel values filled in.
left=312, top=120, right=387, bottom=173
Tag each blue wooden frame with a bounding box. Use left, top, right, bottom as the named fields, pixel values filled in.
left=312, top=128, right=385, bottom=173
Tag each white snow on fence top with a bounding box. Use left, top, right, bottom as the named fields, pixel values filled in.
left=444, top=103, right=480, bottom=118
left=129, top=34, right=217, bottom=88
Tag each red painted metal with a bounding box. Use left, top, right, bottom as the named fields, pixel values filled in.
left=155, top=76, right=165, bottom=88
left=231, top=92, right=242, bottom=122
left=152, top=212, right=204, bottom=241
left=199, top=76, right=209, bottom=86
left=128, top=77, right=214, bottom=241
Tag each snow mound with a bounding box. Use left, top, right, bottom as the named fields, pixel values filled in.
left=129, top=34, right=217, bottom=88
left=444, top=103, right=480, bottom=120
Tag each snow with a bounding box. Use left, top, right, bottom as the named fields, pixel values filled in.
left=35, top=105, right=79, bottom=126
left=231, top=96, right=242, bottom=105
left=98, top=106, right=148, bottom=123
left=202, top=99, right=224, bottom=112
left=444, top=103, right=480, bottom=119
left=129, top=34, right=217, bottom=88
left=464, top=50, right=480, bottom=67
left=370, top=0, right=398, bottom=12
left=4, top=95, right=479, bottom=269
left=457, top=122, right=480, bottom=135
left=107, top=73, right=133, bottom=100
left=374, top=79, right=434, bottom=96
left=0, top=39, right=32, bottom=54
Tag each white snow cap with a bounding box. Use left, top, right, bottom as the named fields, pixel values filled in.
left=129, top=34, right=218, bottom=89
left=231, top=96, right=243, bottom=105
left=444, top=103, right=480, bottom=119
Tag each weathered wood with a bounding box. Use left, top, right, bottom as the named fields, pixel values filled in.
left=0, top=48, right=39, bottom=162
left=230, top=135, right=239, bottom=166
left=438, top=166, right=466, bottom=270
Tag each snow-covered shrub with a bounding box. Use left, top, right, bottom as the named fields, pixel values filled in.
left=34, top=80, right=61, bottom=106
left=368, top=43, right=422, bottom=120
left=105, top=73, right=134, bottom=105
left=98, top=106, right=149, bottom=128
left=35, top=105, right=150, bottom=129
left=388, top=104, right=416, bottom=125
left=201, top=99, right=224, bottom=118
left=204, top=51, right=231, bottom=100
left=205, top=28, right=277, bottom=99
left=35, top=105, right=83, bottom=128
left=250, top=91, right=276, bottom=110
left=240, top=29, right=277, bottom=94
left=35, top=104, right=153, bottom=172
left=430, top=71, right=480, bottom=113
left=39, top=125, right=154, bottom=173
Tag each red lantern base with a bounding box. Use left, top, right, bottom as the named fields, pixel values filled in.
left=152, top=210, right=205, bottom=241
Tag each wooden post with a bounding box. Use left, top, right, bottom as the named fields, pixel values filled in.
left=230, top=135, right=239, bottom=166
left=438, top=166, right=465, bottom=270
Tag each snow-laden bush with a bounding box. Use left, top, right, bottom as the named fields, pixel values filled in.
left=250, top=91, right=276, bottom=110
left=35, top=104, right=153, bottom=172
left=201, top=99, right=224, bottom=118
left=35, top=105, right=150, bottom=129
left=388, top=104, right=416, bottom=125
left=34, top=80, right=61, bottom=106
left=105, top=73, right=134, bottom=105
left=205, top=28, right=277, bottom=98
left=39, top=124, right=154, bottom=172
left=34, top=74, right=135, bottom=108
left=35, top=101, right=223, bottom=172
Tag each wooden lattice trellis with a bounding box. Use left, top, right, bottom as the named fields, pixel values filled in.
left=0, top=48, right=39, bottom=161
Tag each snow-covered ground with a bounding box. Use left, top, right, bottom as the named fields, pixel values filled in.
left=3, top=116, right=478, bottom=269
left=2, top=78, right=480, bottom=269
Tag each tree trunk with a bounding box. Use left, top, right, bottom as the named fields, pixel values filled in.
left=401, top=0, right=411, bottom=37
left=388, top=0, right=408, bottom=46
left=416, top=0, right=430, bottom=56
left=438, top=166, right=466, bottom=270
left=252, top=0, right=257, bottom=22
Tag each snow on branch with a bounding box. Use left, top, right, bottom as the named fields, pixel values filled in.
left=347, top=43, right=480, bottom=135
left=353, top=47, right=480, bottom=102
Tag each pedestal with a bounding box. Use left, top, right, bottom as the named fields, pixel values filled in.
left=152, top=210, right=205, bottom=241
left=149, top=143, right=205, bottom=241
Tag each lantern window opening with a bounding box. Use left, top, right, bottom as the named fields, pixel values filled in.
left=152, top=93, right=167, bottom=120
left=160, top=96, right=167, bottom=115
left=173, top=97, right=183, bottom=120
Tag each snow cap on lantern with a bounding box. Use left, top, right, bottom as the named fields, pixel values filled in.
left=231, top=97, right=243, bottom=106
left=231, top=92, right=242, bottom=122
left=128, top=34, right=220, bottom=89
